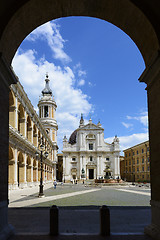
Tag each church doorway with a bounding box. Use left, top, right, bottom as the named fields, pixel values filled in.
left=89, top=169, right=94, bottom=179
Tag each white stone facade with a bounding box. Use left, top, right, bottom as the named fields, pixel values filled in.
left=62, top=116, right=120, bottom=182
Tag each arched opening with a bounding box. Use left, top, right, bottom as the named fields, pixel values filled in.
left=0, top=1, right=159, bottom=67
left=17, top=152, right=24, bottom=187
left=8, top=15, right=151, bottom=235
left=18, top=104, right=25, bottom=135
left=9, top=90, right=16, bottom=127
left=1, top=1, right=160, bottom=239
left=26, top=156, right=31, bottom=185
left=27, top=115, right=32, bottom=142
left=33, top=159, right=37, bottom=182
left=33, top=124, right=38, bottom=147
left=8, top=146, right=15, bottom=186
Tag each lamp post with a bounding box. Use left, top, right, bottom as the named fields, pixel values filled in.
left=36, top=141, right=48, bottom=198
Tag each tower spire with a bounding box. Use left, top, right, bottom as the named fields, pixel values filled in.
left=42, top=73, right=52, bottom=96
left=79, top=113, right=84, bottom=127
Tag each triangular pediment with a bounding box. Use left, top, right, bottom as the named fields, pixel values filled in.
left=79, top=123, right=103, bottom=131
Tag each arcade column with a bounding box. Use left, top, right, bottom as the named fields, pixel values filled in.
left=0, top=55, right=17, bottom=240
left=139, top=52, right=160, bottom=240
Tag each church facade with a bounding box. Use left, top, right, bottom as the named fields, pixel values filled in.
left=63, top=115, right=120, bottom=182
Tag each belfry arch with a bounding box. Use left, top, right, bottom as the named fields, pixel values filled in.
left=1, top=1, right=160, bottom=240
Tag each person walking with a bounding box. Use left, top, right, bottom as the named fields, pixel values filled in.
left=53, top=180, right=57, bottom=189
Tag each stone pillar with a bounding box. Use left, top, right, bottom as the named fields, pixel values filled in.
left=52, top=168, right=53, bottom=181
left=97, top=133, right=99, bottom=147
left=63, top=155, right=66, bottom=182
left=50, top=129, right=52, bottom=141
left=54, top=164, right=56, bottom=180
left=51, top=150, right=53, bottom=161
left=24, top=153, right=27, bottom=187
left=55, top=131, right=57, bottom=142
left=0, top=55, right=17, bottom=239
left=31, top=158, right=33, bottom=185
left=15, top=96, right=18, bottom=129
left=24, top=110, right=27, bottom=138
left=31, top=120, right=33, bottom=143
left=13, top=148, right=18, bottom=189
left=54, top=149, right=56, bottom=162
left=99, top=156, right=102, bottom=176
left=49, top=106, right=51, bottom=118
left=97, top=156, right=99, bottom=178
left=99, top=133, right=102, bottom=146
left=79, top=156, right=82, bottom=179
left=36, top=161, right=38, bottom=183
left=139, top=52, right=160, bottom=239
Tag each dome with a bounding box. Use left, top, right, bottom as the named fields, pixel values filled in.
left=69, top=130, right=77, bottom=145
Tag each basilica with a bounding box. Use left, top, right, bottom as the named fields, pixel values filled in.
left=63, top=115, right=120, bottom=182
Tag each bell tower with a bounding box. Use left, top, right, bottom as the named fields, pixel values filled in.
left=38, top=74, right=58, bottom=143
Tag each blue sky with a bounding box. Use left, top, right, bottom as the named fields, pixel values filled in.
left=12, top=17, right=148, bottom=153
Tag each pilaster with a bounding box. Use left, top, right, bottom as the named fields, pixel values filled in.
left=139, top=51, right=160, bottom=239
left=0, top=54, right=17, bottom=240
left=97, top=156, right=99, bottom=178
left=13, top=148, right=18, bottom=189
left=15, top=96, right=18, bottom=130
left=23, top=153, right=27, bottom=187
left=30, top=157, right=33, bottom=185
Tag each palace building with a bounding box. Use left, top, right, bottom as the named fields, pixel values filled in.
left=122, top=140, right=150, bottom=182
left=62, top=115, right=120, bottom=182
left=9, top=74, right=58, bottom=189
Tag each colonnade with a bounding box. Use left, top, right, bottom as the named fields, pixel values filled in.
left=8, top=81, right=57, bottom=189
left=8, top=146, right=53, bottom=189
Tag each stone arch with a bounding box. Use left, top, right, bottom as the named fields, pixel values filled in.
left=17, top=151, right=25, bottom=187
left=1, top=1, right=160, bottom=239
left=0, top=1, right=160, bottom=67
left=26, top=156, right=31, bottom=183
left=33, top=124, right=38, bottom=147
left=27, top=115, right=32, bottom=142
left=9, top=90, right=15, bottom=107
left=18, top=104, right=25, bottom=135
left=8, top=146, right=15, bottom=185
left=9, top=90, right=16, bottom=127
left=9, top=146, right=14, bottom=162
left=33, top=159, right=37, bottom=182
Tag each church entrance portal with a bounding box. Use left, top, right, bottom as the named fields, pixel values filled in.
left=89, top=169, right=94, bottom=179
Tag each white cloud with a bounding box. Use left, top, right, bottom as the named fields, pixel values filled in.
left=122, top=122, right=133, bottom=129
left=26, top=21, right=71, bottom=63
left=105, top=132, right=149, bottom=154
left=78, top=70, right=86, bottom=77
left=12, top=49, right=92, bottom=152
left=127, top=112, right=148, bottom=127
left=88, top=81, right=96, bottom=87
left=78, top=79, right=85, bottom=86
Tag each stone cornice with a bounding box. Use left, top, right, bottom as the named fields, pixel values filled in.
left=9, top=125, right=54, bottom=167
left=0, top=54, right=17, bottom=88
left=62, top=150, right=118, bottom=154
left=139, top=51, right=160, bottom=90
